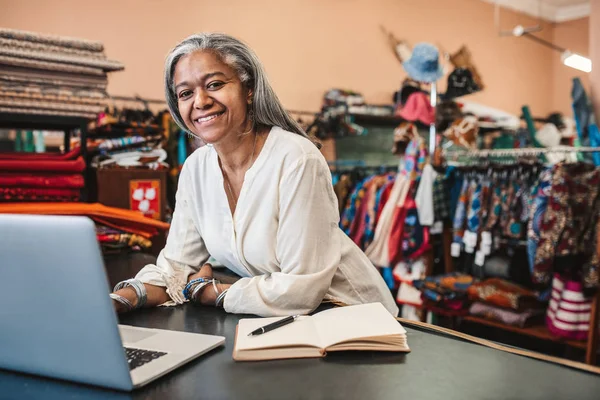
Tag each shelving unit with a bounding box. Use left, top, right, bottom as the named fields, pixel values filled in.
left=0, top=112, right=91, bottom=201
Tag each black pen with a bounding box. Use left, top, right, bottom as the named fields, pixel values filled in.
left=248, top=315, right=301, bottom=336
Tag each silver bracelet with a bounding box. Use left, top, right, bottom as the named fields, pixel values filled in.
left=110, top=293, right=134, bottom=311
left=215, top=288, right=228, bottom=308
left=113, top=279, right=147, bottom=309
left=191, top=281, right=212, bottom=302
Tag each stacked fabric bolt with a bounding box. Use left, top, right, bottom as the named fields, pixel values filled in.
left=467, top=278, right=546, bottom=328
left=0, top=28, right=123, bottom=118
left=0, top=147, right=85, bottom=201
left=0, top=202, right=169, bottom=238
left=412, top=272, right=475, bottom=316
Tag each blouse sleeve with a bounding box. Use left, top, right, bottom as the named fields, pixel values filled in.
left=134, top=163, right=210, bottom=304
left=223, top=154, right=341, bottom=316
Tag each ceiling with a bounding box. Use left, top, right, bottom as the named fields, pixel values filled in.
left=481, top=0, right=590, bottom=22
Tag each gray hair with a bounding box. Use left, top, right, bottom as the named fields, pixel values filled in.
left=164, top=32, right=319, bottom=147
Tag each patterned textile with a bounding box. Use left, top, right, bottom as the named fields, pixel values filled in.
left=0, top=187, right=80, bottom=202
left=432, top=172, right=450, bottom=222
left=466, top=179, right=482, bottom=233
left=399, top=195, right=430, bottom=261
left=340, top=179, right=365, bottom=234
left=546, top=273, right=593, bottom=340
left=364, top=175, right=395, bottom=247
left=452, top=178, right=470, bottom=244
left=467, top=278, right=543, bottom=311
left=527, top=169, right=552, bottom=275
left=503, top=179, right=524, bottom=239
left=469, top=302, right=544, bottom=328
left=484, top=177, right=504, bottom=231
left=0, top=156, right=85, bottom=173
left=399, top=137, right=427, bottom=181
left=534, top=163, right=600, bottom=291
left=0, top=173, right=84, bottom=188
left=97, top=233, right=152, bottom=249
left=413, top=273, right=474, bottom=303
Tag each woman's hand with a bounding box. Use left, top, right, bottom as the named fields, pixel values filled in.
left=187, top=264, right=231, bottom=306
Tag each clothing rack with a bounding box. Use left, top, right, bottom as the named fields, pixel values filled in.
left=444, top=146, right=600, bottom=159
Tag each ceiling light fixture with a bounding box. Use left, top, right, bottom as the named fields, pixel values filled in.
left=511, top=25, right=592, bottom=73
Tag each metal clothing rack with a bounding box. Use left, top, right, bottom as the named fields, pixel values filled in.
left=440, top=143, right=600, bottom=365
left=444, top=146, right=600, bottom=159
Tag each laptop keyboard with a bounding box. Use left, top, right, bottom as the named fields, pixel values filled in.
left=124, top=347, right=167, bottom=370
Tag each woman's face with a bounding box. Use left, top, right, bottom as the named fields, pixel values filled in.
left=173, top=50, right=250, bottom=144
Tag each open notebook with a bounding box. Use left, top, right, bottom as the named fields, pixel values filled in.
left=233, top=303, right=409, bottom=361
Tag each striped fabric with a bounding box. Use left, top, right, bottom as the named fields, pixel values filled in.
left=546, top=273, right=593, bottom=341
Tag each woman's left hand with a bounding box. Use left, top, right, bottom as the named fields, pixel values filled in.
left=187, top=264, right=230, bottom=306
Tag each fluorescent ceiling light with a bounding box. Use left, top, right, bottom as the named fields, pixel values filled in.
left=561, top=51, right=592, bottom=73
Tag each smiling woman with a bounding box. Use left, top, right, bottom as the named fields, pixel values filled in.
left=109, top=33, right=398, bottom=318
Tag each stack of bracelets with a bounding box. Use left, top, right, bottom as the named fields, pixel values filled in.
left=110, top=277, right=229, bottom=311
left=183, top=277, right=229, bottom=307
left=109, top=279, right=147, bottom=312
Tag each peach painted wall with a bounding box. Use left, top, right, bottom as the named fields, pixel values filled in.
left=590, top=0, right=600, bottom=121
left=551, top=17, right=590, bottom=119
left=1, top=0, right=564, bottom=117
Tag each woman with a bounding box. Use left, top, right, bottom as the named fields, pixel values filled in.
left=110, top=33, right=398, bottom=317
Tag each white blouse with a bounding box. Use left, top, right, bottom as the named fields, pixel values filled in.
left=135, top=126, right=398, bottom=317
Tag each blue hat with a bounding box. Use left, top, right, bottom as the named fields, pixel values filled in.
left=402, top=43, right=444, bottom=83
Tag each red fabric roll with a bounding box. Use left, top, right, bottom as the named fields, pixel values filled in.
left=0, top=156, right=85, bottom=172
left=0, top=187, right=80, bottom=202
left=0, top=147, right=81, bottom=160
left=0, top=173, right=84, bottom=188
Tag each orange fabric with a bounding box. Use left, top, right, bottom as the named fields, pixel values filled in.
left=0, top=202, right=170, bottom=237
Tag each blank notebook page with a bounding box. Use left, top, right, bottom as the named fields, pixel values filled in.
left=236, top=316, right=317, bottom=350
left=312, top=303, right=406, bottom=348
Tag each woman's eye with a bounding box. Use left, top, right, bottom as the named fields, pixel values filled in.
left=207, top=81, right=224, bottom=90
left=178, top=90, right=192, bottom=99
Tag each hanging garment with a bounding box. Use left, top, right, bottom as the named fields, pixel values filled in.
left=546, top=273, right=593, bottom=341
left=432, top=170, right=451, bottom=222
left=534, top=163, right=600, bottom=291
left=415, top=164, right=436, bottom=226
left=398, top=194, right=430, bottom=261
left=452, top=178, right=471, bottom=244
left=364, top=174, right=395, bottom=248
left=365, top=174, right=409, bottom=267
left=527, top=169, right=552, bottom=275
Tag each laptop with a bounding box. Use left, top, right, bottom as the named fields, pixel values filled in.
left=0, top=214, right=225, bottom=391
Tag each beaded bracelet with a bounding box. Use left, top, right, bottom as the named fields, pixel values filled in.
left=183, top=277, right=209, bottom=301
left=113, top=279, right=147, bottom=309
left=110, top=293, right=134, bottom=312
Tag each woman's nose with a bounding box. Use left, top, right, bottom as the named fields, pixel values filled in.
left=193, top=90, right=213, bottom=109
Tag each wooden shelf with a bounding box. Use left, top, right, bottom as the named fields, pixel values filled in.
left=462, top=315, right=587, bottom=349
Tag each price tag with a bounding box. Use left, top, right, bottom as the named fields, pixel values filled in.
left=431, top=221, right=443, bottom=235
left=481, top=244, right=492, bottom=256
left=464, top=231, right=477, bottom=248
left=481, top=231, right=492, bottom=245
left=475, top=251, right=485, bottom=266
left=451, top=243, right=461, bottom=257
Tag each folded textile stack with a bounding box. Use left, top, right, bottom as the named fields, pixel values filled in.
left=0, top=202, right=169, bottom=238
left=89, top=108, right=169, bottom=170
left=412, top=272, right=475, bottom=315
left=467, top=278, right=546, bottom=328
left=0, top=28, right=123, bottom=119
left=0, top=147, right=85, bottom=202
